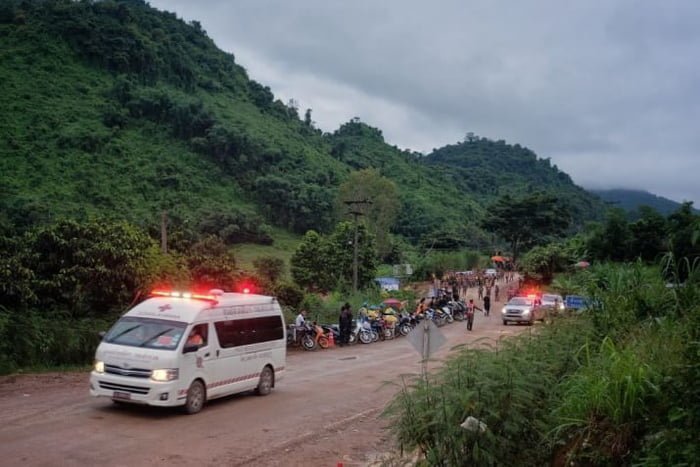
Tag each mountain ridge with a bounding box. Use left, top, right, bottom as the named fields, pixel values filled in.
left=0, top=0, right=606, bottom=249
left=590, top=188, right=697, bottom=217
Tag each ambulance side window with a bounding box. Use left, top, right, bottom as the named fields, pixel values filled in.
left=185, top=323, right=208, bottom=348
left=214, top=320, right=240, bottom=348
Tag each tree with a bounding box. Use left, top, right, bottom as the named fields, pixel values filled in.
left=630, top=206, right=667, bottom=262
left=666, top=202, right=700, bottom=280
left=19, top=219, right=157, bottom=316
left=290, top=223, right=378, bottom=292
left=290, top=231, right=325, bottom=290
left=519, top=243, right=575, bottom=283
left=324, top=221, right=378, bottom=291
left=482, top=193, right=571, bottom=263
left=186, top=235, right=238, bottom=290
left=336, top=169, right=400, bottom=259
left=587, top=209, right=633, bottom=262
left=253, top=256, right=285, bottom=287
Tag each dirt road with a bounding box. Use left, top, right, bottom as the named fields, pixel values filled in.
left=0, top=288, right=529, bottom=466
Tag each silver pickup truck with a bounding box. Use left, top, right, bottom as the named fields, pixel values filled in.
left=501, top=296, right=546, bottom=325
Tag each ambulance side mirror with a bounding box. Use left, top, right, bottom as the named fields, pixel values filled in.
left=98, top=331, right=106, bottom=339
left=183, top=344, right=199, bottom=354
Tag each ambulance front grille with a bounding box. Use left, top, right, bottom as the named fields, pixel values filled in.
left=99, top=381, right=150, bottom=395
left=105, top=364, right=151, bottom=378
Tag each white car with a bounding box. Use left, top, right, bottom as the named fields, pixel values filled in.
left=541, top=294, right=565, bottom=312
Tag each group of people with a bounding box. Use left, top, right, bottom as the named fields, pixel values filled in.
left=435, top=269, right=517, bottom=300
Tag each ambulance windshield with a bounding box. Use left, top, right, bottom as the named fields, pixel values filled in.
left=104, top=317, right=187, bottom=350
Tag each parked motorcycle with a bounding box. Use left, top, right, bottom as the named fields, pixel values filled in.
left=427, top=307, right=448, bottom=327
left=396, top=311, right=414, bottom=336
left=449, top=300, right=466, bottom=321
left=349, top=319, right=376, bottom=344
left=287, top=323, right=318, bottom=351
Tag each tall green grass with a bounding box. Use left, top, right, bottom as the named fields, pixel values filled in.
left=385, top=262, right=699, bottom=466
left=385, top=318, right=595, bottom=466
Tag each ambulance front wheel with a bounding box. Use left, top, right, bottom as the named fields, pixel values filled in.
left=256, top=366, right=274, bottom=396
left=184, top=380, right=206, bottom=414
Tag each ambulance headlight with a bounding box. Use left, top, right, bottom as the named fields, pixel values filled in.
left=93, top=360, right=105, bottom=374
left=151, top=369, right=179, bottom=382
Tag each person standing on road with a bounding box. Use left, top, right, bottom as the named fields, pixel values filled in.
left=478, top=284, right=484, bottom=300
left=483, top=295, right=491, bottom=317
left=294, top=309, right=307, bottom=343
left=338, top=303, right=351, bottom=347
left=466, top=299, right=483, bottom=331
left=494, top=284, right=500, bottom=302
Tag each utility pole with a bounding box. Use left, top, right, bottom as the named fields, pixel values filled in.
left=344, top=199, right=372, bottom=293
left=161, top=211, right=168, bottom=254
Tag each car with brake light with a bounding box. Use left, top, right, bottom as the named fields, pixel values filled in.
left=501, top=295, right=545, bottom=325
left=90, top=288, right=286, bottom=414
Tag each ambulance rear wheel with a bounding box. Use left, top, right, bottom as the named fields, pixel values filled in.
left=184, top=380, right=206, bottom=414
left=256, top=366, right=274, bottom=396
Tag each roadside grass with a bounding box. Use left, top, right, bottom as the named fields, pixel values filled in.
left=384, top=262, right=699, bottom=466
left=384, top=317, right=594, bottom=466
left=8, top=363, right=92, bottom=375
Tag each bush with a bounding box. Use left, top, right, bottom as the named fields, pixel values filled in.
left=0, top=310, right=112, bottom=374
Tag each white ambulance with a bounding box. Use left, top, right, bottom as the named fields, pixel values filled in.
left=89, top=289, right=286, bottom=414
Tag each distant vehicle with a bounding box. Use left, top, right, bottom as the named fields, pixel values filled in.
left=564, top=295, right=592, bottom=311
left=541, top=294, right=565, bottom=312
left=501, top=296, right=545, bottom=325
left=484, top=268, right=498, bottom=277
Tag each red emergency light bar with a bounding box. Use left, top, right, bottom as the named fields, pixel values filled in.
left=151, top=290, right=218, bottom=301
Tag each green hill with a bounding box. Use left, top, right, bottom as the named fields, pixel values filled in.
left=424, top=136, right=605, bottom=224
left=590, top=189, right=696, bottom=218
left=0, top=0, right=606, bottom=249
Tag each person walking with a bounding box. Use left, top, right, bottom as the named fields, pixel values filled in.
left=477, top=284, right=484, bottom=300
left=483, top=295, right=491, bottom=317
left=466, top=299, right=483, bottom=331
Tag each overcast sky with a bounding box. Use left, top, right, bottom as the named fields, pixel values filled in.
left=150, top=0, right=699, bottom=206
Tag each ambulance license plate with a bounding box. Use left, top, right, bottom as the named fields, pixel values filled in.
left=113, top=391, right=131, bottom=400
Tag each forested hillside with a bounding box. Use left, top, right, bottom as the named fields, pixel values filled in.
left=425, top=137, right=604, bottom=224
left=0, top=0, right=605, bottom=248
left=591, top=188, right=697, bottom=218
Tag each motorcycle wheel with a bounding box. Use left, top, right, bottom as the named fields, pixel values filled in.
left=454, top=313, right=464, bottom=322
left=371, top=330, right=379, bottom=342
left=348, top=333, right=357, bottom=345
left=447, top=315, right=454, bottom=323
left=318, top=336, right=329, bottom=349
left=359, top=330, right=373, bottom=344
left=302, top=335, right=316, bottom=351
left=399, top=324, right=412, bottom=336
left=384, top=328, right=394, bottom=340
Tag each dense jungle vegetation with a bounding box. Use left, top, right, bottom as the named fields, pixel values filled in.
left=0, top=0, right=604, bottom=242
